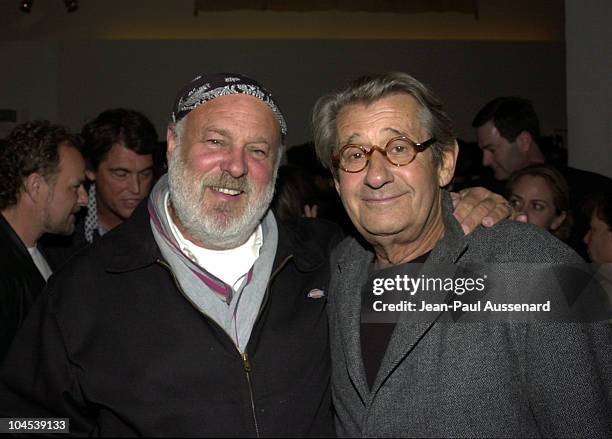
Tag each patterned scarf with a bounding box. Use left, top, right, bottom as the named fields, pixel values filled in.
left=147, top=175, right=277, bottom=350
left=148, top=177, right=241, bottom=303
left=84, top=183, right=99, bottom=243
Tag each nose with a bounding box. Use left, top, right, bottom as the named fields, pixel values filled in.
left=522, top=211, right=532, bottom=225
left=77, top=185, right=88, bottom=207
left=584, top=229, right=591, bottom=245
left=127, top=174, right=142, bottom=195
left=221, top=147, right=248, bottom=178
left=482, top=150, right=493, bottom=168
left=363, top=149, right=393, bottom=190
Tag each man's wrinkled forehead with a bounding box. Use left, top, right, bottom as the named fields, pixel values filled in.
left=171, top=73, right=287, bottom=138
left=179, top=94, right=283, bottom=148
left=335, top=93, right=424, bottom=142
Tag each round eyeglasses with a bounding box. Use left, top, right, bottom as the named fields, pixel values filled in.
left=332, top=136, right=437, bottom=173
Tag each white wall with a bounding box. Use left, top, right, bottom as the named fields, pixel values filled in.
left=565, top=0, right=612, bottom=178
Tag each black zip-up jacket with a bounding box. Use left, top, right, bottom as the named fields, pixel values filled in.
left=39, top=213, right=92, bottom=271
left=0, top=202, right=341, bottom=437
left=0, top=213, right=47, bottom=362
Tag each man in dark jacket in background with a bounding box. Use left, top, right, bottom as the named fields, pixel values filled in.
left=42, top=108, right=158, bottom=268
left=0, top=121, right=87, bottom=361
left=473, top=97, right=612, bottom=258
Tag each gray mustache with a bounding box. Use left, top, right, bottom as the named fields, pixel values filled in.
left=201, top=172, right=251, bottom=194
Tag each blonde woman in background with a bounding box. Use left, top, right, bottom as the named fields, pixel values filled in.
left=506, top=163, right=573, bottom=242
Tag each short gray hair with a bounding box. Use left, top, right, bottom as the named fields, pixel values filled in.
left=312, top=72, right=456, bottom=174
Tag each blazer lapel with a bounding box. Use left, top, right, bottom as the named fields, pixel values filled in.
left=370, top=191, right=468, bottom=397
left=369, top=257, right=460, bottom=396
left=334, top=238, right=374, bottom=402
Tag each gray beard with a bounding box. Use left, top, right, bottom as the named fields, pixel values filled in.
left=167, top=145, right=276, bottom=249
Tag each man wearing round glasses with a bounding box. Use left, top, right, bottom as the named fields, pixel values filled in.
left=318, top=83, right=458, bottom=262
left=313, top=72, right=611, bottom=437
left=333, top=136, right=437, bottom=173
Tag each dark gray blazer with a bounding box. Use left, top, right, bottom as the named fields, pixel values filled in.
left=329, top=191, right=612, bottom=438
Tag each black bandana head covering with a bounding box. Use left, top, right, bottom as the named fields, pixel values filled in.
left=171, top=73, right=287, bottom=137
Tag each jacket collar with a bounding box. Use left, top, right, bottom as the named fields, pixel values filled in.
left=0, top=211, right=46, bottom=286
left=0, top=212, right=30, bottom=258
left=106, top=200, right=326, bottom=274
left=104, top=200, right=161, bottom=272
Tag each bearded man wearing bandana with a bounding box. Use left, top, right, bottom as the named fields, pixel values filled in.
left=0, top=73, right=512, bottom=436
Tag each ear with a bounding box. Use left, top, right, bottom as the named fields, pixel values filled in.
left=437, top=141, right=459, bottom=187
left=166, top=125, right=178, bottom=162
left=23, top=173, right=48, bottom=203
left=550, top=211, right=567, bottom=231
left=515, top=131, right=532, bottom=153
left=333, top=175, right=341, bottom=195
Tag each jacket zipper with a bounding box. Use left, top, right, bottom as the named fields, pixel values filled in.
left=243, top=254, right=293, bottom=438
left=242, top=352, right=259, bottom=437
left=156, top=255, right=293, bottom=438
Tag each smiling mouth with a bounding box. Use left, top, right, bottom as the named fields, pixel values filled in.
left=210, top=186, right=243, bottom=196
left=363, top=193, right=403, bottom=203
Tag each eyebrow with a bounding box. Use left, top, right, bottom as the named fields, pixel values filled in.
left=202, top=127, right=230, bottom=138
left=109, top=166, right=153, bottom=173
left=511, top=193, right=548, bottom=204
left=341, top=127, right=406, bottom=145
left=202, top=127, right=271, bottom=145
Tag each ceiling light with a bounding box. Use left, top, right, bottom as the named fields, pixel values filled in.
left=19, top=0, right=32, bottom=13
left=64, top=0, right=78, bottom=13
